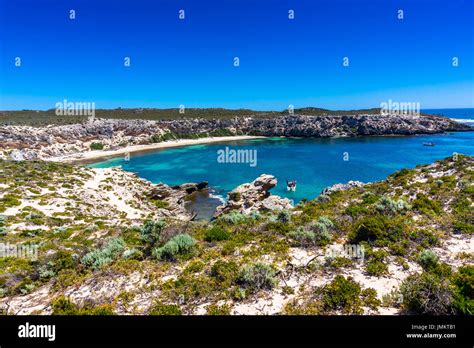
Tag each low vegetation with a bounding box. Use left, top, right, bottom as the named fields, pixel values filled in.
left=0, top=155, right=472, bottom=315
left=0, top=107, right=383, bottom=126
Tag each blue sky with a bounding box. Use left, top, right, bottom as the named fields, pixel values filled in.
left=0, top=0, right=473, bottom=110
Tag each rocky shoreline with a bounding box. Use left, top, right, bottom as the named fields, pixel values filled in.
left=0, top=113, right=470, bottom=161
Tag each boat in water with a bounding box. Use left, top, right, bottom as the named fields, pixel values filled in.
left=423, top=142, right=435, bottom=146
left=286, top=180, right=297, bottom=192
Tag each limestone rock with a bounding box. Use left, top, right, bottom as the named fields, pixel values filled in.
left=0, top=114, right=470, bottom=160
left=321, top=180, right=366, bottom=195
left=149, top=181, right=209, bottom=220
left=214, top=174, right=293, bottom=217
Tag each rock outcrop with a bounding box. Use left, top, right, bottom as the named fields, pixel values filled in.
left=149, top=181, right=209, bottom=220
left=0, top=113, right=470, bottom=160
left=214, top=174, right=293, bottom=217
left=0, top=119, right=165, bottom=160
left=161, top=113, right=471, bottom=137
left=321, top=180, right=366, bottom=195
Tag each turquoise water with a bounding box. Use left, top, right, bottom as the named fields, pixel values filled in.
left=89, top=109, right=474, bottom=206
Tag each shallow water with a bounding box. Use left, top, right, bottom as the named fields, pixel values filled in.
left=90, top=132, right=473, bottom=200
left=89, top=110, right=474, bottom=219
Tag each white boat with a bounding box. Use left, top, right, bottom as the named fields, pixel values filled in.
left=286, top=180, right=297, bottom=192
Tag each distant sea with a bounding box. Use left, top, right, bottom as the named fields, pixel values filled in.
left=422, top=108, right=474, bottom=126
left=90, top=108, right=474, bottom=219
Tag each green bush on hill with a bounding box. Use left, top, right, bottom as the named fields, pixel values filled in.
left=149, top=301, right=182, bottom=315
left=51, top=296, right=115, bottom=315
left=452, top=265, right=474, bottom=315
left=152, top=234, right=195, bottom=260
left=400, top=272, right=454, bottom=315
left=237, top=263, right=277, bottom=292
left=81, top=237, right=126, bottom=269
left=89, top=142, right=104, bottom=150
left=140, top=219, right=166, bottom=248
left=204, top=226, right=230, bottom=242
left=210, top=260, right=239, bottom=287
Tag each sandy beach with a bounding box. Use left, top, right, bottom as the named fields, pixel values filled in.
left=45, top=135, right=265, bottom=164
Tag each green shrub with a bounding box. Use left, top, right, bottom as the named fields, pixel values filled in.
left=277, top=210, right=291, bottom=223
left=232, top=192, right=242, bottom=201
left=265, top=221, right=291, bottom=234
left=248, top=211, right=263, bottom=221
left=412, top=193, right=442, bottom=215
left=409, top=230, right=439, bottom=248
left=361, top=288, right=381, bottom=310
left=149, top=301, right=182, bottom=315
left=317, top=216, right=334, bottom=229
left=173, top=234, right=196, bottom=252
left=313, top=223, right=332, bottom=246
left=51, top=296, right=115, bottom=315
left=210, top=260, right=239, bottom=286
left=366, top=260, right=388, bottom=277
left=152, top=200, right=169, bottom=209
left=350, top=215, right=387, bottom=243
left=0, top=194, right=21, bottom=212
left=389, top=241, right=410, bottom=256
left=152, top=234, right=195, bottom=260
left=362, top=192, right=379, bottom=204
left=417, top=250, right=439, bottom=271
left=350, top=215, right=405, bottom=246
left=89, top=142, right=104, bottom=150
left=288, top=218, right=333, bottom=247
left=140, top=219, right=166, bottom=247
left=324, top=257, right=353, bottom=269
left=363, top=248, right=389, bottom=276
left=208, top=128, right=235, bottom=137
left=381, top=289, right=403, bottom=308
left=231, top=287, right=247, bottom=301
left=218, top=211, right=247, bottom=225
left=205, top=304, right=232, bottom=315
left=376, top=196, right=411, bottom=214
left=452, top=265, right=474, bottom=315
left=183, top=260, right=205, bottom=274
left=51, top=296, right=79, bottom=315
left=320, top=276, right=363, bottom=314
left=400, top=272, right=454, bottom=315
left=288, top=227, right=316, bottom=247
left=204, top=226, right=230, bottom=242
left=345, top=205, right=370, bottom=218
left=51, top=251, right=77, bottom=273
left=123, top=248, right=142, bottom=260
left=87, top=304, right=115, bottom=315
left=453, top=218, right=474, bottom=234
left=0, top=215, right=7, bottom=237
left=150, top=133, right=173, bottom=143
left=153, top=240, right=179, bottom=260
left=281, top=285, right=295, bottom=295
left=81, top=237, right=126, bottom=269
left=390, top=168, right=413, bottom=179
left=237, top=263, right=277, bottom=292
